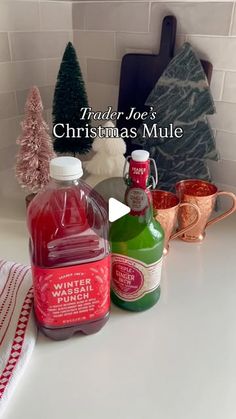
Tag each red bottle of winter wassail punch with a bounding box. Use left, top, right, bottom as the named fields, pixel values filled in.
left=27, top=157, right=111, bottom=340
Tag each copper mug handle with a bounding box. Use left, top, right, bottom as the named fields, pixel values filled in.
left=206, top=191, right=236, bottom=228
left=170, top=202, right=201, bottom=241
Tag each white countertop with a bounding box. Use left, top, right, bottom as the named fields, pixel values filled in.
left=1, top=213, right=236, bottom=419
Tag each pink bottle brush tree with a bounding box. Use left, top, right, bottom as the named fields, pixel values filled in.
left=16, top=86, right=55, bottom=204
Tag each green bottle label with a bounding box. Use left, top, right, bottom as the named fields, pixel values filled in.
left=111, top=254, right=163, bottom=302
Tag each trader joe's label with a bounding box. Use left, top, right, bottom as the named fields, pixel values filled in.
left=32, top=256, right=111, bottom=327
left=111, top=254, right=162, bottom=301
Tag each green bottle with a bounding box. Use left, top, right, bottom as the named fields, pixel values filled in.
left=109, top=150, right=164, bottom=312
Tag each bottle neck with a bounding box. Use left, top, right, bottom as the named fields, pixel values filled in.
left=51, top=178, right=80, bottom=187
left=129, top=159, right=150, bottom=189
left=125, top=159, right=153, bottom=219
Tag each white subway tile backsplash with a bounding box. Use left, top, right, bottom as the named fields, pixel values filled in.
left=0, top=93, right=17, bottom=119
left=0, top=1, right=40, bottom=32
left=72, top=3, right=85, bottom=30
left=222, top=71, right=236, bottom=103
left=10, top=32, right=41, bottom=60
left=230, top=4, right=236, bottom=35
left=45, top=59, right=60, bottom=86
left=40, top=2, right=72, bottom=30
left=175, top=35, right=187, bottom=53
left=215, top=130, right=236, bottom=161
left=116, top=32, right=157, bottom=59
left=87, top=82, right=119, bottom=114
left=16, top=85, right=54, bottom=114
left=0, top=144, right=18, bottom=171
left=0, top=167, right=26, bottom=219
left=14, top=60, right=47, bottom=91
left=0, top=33, right=11, bottom=63
left=40, top=86, right=54, bottom=111
left=46, top=109, right=53, bottom=132
left=78, top=56, right=87, bottom=80
left=0, top=0, right=73, bottom=206
left=208, top=159, right=236, bottom=187
left=74, top=31, right=116, bottom=60
left=10, top=31, right=70, bottom=61
left=0, top=63, right=14, bottom=93
left=150, top=3, right=233, bottom=36
left=210, top=102, right=236, bottom=133
left=87, top=59, right=121, bottom=86
left=73, top=3, right=149, bottom=33
left=187, top=35, right=236, bottom=71
left=0, top=117, right=21, bottom=150
left=215, top=182, right=236, bottom=197
left=116, top=32, right=185, bottom=60
left=210, top=71, right=225, bottom=102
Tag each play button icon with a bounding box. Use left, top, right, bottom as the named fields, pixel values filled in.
left=108, top=198, right=130, bottom=222
left=87, top=176, right=147, bottom=241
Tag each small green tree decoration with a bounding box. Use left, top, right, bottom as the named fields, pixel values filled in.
left=52, top=42, right=92, bottom=155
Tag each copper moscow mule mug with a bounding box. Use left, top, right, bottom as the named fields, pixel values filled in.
left=152, top=190, right=200, bottom=254
left=175, top=179, right=236, bottom=242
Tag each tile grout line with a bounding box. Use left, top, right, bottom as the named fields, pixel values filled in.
left=7, top=32, right=13, bottom=63
left=229, top=1, right=236, bottom=35
left=219, top=71, right=226, bottom=101
left=214, top=128, right=236, bottom=135
left=0, top=28, right=195, bottom=35
left=148, top=2, right=151, bottom=32
left=56, top=1, right=227, bottom=3
left=81, top=58, right=88, bottom=81
left=1, top=56, right=236, bottom=73
left=0, top=58, right=61, bottom=64
left=114, top=32, right=118, bottom=61
left=214, top=99, right=236, bottom=104
left=70, top=2, right=74, bottom=34
left=14, top=90, right=19, bottom=117
left=38, top=0, right=42, bottom=32
left=0, top=29, right=72, bottom=34
left=1, top=59, right=236, bottom=78
left=3, top=30, right=236, bottom=38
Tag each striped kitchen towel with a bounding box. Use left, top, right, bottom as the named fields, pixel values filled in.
left=0, top=260, right=37, bottom=416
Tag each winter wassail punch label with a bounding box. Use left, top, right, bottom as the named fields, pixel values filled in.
left=33, top=257, right=110, bottom=327
left=27, top=157, right=110, bottom=340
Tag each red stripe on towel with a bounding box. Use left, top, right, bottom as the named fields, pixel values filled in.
left=0, top=261, right=7, bottom=275
left=0, top=268, right=30, bottom=345
left=0, top=265, right=25, bottom=331
left=0, top=263, right=17, bottom=299
left=0, top=287, right=34, bottom=400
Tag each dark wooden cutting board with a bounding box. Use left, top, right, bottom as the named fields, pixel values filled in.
left=117, top=15, right=212, bottom=134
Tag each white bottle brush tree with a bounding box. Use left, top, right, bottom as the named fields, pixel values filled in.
left=16, top=86, right=55, bottom=202
left=85, top=121, right=128, bottom=202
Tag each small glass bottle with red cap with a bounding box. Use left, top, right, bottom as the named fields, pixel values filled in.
left=110, top=150, right=164, bottom=312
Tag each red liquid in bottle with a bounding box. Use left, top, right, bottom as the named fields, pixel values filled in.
left=27, top=157, right=110, bottom=340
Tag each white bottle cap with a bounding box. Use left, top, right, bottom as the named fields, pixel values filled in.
left=131, top=150, right=150, bottom=162
left=50, top=157, right=83, bottom=181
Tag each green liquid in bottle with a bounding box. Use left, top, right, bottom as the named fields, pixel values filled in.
left=109, top=150, right=164, bottom=312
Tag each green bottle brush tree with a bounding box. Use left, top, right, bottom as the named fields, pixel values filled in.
left=52, top=42, right=93, bottom=156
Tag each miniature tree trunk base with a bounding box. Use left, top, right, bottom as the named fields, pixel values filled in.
left=25, top=193, right=37, bottom=208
